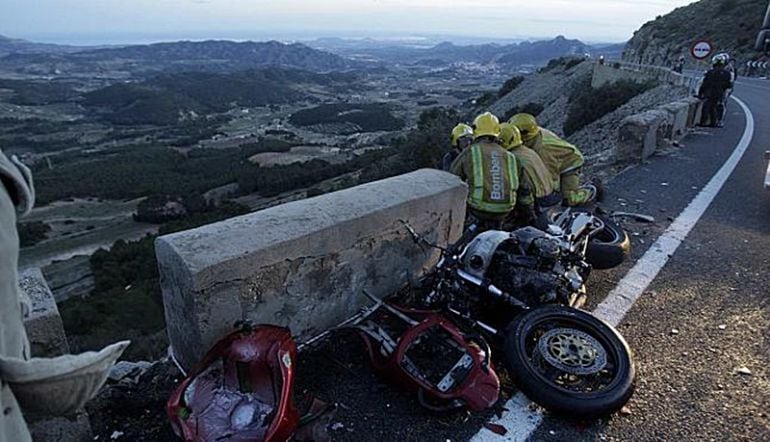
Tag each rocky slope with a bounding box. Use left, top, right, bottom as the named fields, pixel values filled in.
left=487, top=58, right=687, bottom=173
left=623, top=0, right=768, bottom=66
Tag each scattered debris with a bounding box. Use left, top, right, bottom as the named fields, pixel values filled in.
left=670, top=329, right=679, bottom=335
left=660, top=182, right=669, bottom=186
left=331, top=423, right=345, bottom=431
left=549, top=430, right=557, bottom=435
left=612, top=211, right=655, bottom=223
left=110, top=431, right=124, bottom=440
left=718, top=324, right=727, bottom=330
left=736, top=367, right=752, bottom=376
left=108, top=361, right=153, bottom=385
left=619, top=406, right=632, bottom=416
left=484, top=423, right=508, bottom=436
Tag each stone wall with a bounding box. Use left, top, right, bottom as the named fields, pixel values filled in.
left=592, top=61, right=701, bottom=94
left=156, top=169, right=468, bottom=370
left=616, top=97, right=702, bottom=163
left=589, top=61, right=704, bottom=163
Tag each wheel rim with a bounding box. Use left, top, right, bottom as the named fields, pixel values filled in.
left=522, top=316, right=624, bottom=395
left=538, top=328, right=607, bottom=375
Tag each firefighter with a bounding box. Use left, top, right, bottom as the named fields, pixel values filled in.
left=450, top=112, right=521, bottom=228
left=499, top=122, right=559, bottom=213
left=443, top=123, right=473, bottom=171
left=510, top=113, right=599, bottom=206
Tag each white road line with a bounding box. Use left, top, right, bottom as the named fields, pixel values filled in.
left=471, top=393, right=542, bottom=442
left=594, top=95, right=754, bottom=326
left=470, top=95, right=755, bottom=441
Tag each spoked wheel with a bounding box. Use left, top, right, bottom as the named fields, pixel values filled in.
left=537, top=206, right=630, bottom=270
left=503, top=306, right=634, bottom=418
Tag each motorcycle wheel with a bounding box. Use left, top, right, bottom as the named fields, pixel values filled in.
left=537, top=207, right=630, bottom=270
left=503, top=305, right=634, bottom=418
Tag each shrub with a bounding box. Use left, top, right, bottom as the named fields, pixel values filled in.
left=289, top=103, right=404, bottom=132
left=497, top=76, right=525, bottom=98
left=563, top=78, right=656, bottom=136
left=474, top=91, right=497, bottom=107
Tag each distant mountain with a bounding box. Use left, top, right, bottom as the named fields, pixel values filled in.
left=0, top=39, right=359, bottom=76
left=0, top=34, right=87, bottom=56
left=309, top=35, right=595, bottom=67
left=623, top=0, right=767, bottom=66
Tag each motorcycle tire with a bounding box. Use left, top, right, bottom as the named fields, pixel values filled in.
left=537, top=207, right=630, bottom=270
left=503, top=305, right=635, bottom=418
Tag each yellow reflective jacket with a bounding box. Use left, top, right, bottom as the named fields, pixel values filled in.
left=450, top=140, right=519, bottom=214
left=511, top=145, right=555, bottom=200
left=526, top=128, right=584, bottom=189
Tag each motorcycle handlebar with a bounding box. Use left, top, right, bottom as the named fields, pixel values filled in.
left=448, top=224, right=478, bottom=256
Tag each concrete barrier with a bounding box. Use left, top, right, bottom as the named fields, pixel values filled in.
left=156, top=169, right=468, bottom=370
left=19, top=268, right=70, bottom=357
left=660, top=101, right=690, bottom=141
left=616, top=110, right=668, bottom=162
left=592, top=61, right=701, bottom=93
left=18, top=268, right=93, bottom=442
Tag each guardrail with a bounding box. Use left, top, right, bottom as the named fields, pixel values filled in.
left=593, top=60, right=701, bottom=95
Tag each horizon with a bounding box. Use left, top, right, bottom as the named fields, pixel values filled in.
left=1, top=0, right=696, bottom=46
left=2, top=30, right=627, bottom=48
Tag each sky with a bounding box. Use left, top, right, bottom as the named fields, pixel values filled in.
left=0, top=0, right=698, bottom=45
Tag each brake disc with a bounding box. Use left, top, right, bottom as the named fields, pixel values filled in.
left=536, top=328, right=607, bottom=375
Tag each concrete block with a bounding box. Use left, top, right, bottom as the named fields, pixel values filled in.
left=680, top=97, right=704, bottom=127
left=616, top=110, right=667, bottom=163
left=661, top=101, right=691, bottom=141
left=19, top=268, right=70, bottom=357
left=157, top=169, right=468, bottom=370
left=18, top=269, right=92, bottom=442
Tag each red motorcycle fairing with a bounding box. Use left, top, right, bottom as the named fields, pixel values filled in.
left=355, top=304, right=500, bottom=412
left=167, top=325, right=300, bottom=442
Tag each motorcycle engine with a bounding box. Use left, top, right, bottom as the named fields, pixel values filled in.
left=462, top=227, right=584, bottom=306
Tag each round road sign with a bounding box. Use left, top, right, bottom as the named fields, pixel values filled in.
left=691, top=40, right=713, bottom=60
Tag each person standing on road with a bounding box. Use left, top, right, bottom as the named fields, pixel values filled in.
left=509, top=113, right=600, bottom=206
left=450, top=112, right=521, bottom=229
left=698, top=55, right=733, bottom=127
left=443, top=123, right=473, bottom=171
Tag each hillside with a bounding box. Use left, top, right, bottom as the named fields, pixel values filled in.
left=487, top=58, right=687, bottom=163
left=0, top=39, right=358, bottom=76
left=623, top=0, right=768, bottom=66
left=0, top=34, right=86, bottom=56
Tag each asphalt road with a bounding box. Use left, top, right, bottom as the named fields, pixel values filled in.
left=526, top=79, right=770, bottom=442
left=297, top=79, right=770, bottom=442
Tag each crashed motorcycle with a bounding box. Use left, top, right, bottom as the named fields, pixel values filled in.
left=388, top=207, right=635, bottom=418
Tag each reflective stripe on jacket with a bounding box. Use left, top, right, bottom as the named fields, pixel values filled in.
left=450, top=140, right=518, bottom=214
